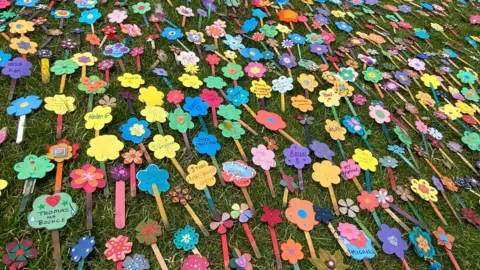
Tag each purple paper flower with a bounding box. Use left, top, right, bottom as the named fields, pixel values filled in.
left=394, top=71, right=411, bottom=86
left=111, top=164, right=129, bottom=181
left=2, top=57, right=32, bottom=79
left=278, top=53, right=296, bottom=69
left=377, top=224, right=408, bottom=259
left=431, top=176, right=445, bottom=192
left=309, top=140, right=335, bottom=160
left=153, top=68, right=168, bottom=76
left=383, top=81, right=399, bottom=92
left=314, top=14, right=328, bottom=25
left=398, top=4, right=412, bottom=13
left=202, top=0, right=216, bottom=12
left=310, top=43, right=328, bottom=56
left=283, top=144, right=311, bottom=169
left=197, top=8, right=207, bottom=17
left=365, top=0, right=378, bottom=5
left=316, top=8, right=330, bottom=17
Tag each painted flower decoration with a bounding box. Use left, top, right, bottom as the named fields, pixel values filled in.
left=379, top=156, right=398, bottom=168
left=50, top=59, right=79, bottom=75
left=7, top=95, right=42, bottom=116
left=169, top=186, right=192, bottom=205
left=312, top=161, right=341, bottom=188
left=118, top=73, right=145, bottom=89
left=2, top=57, right=32, bottom=79
left=377, top=224, right=408, bottom=259
left=338, top=198, right=359, bottom=218
left=362, top=67, right=383, bottom=83
left=375, top=188, right=393, bottom=208
left=135, top=219, right=162, bottom=245
left=182, top=254, right=209, bottom=270
left=14, top=155, right=54, bottom=180
left=107, top=9, right=128, bottom=23
left=70, top=164, right=106, bottom=193
left=120, top=118, right=151, bottom=144
left=409, top=226, right=435, bottom=259
left=221, top=63, right=244, bottom=80
left=461, top=131, right=480, bottom=151
left=210, top=212, right=233, bottom=235
left=122, top=254, right=149, bottom=270
left=352, top=149, right=378, bottom=172
left=2, top=240, right=37, bottom=269
left=174, top=225, right=199, bottom=252
left=338, top=222, right=360, bottom=240
left=168, top=108, right=194, bottom=133
left=255, top=110, right=286, bottom=131
left=103, top=43, right=130, bottom=58
left=133, top=2, right=151, bottom=14
left=369, top=105, right=391, bottom=124
left=357, top=190, right=379, bottom=212
left=244, top=62, right=266, bottom=78
left=72, top=52, right=97, bottom=67
left=179, top=74, right=203, bottom=89
left=86, top=135, right=124, bottom=162
left=261, top=205, right=282, bottom=227
left=148, top=135, right=180, bottom=160
left=229, top=248, right=252, bottom=270
left=104, top=236, right=133, bottom=262
left=342, top=116, right=366, bottom=136
left=285, top=198, right=318, bottom=231
left=433, top=227, right=455, bottom=251
left=78, top=76, right=107, bottom=94
left=318, top=88, right=341, bottom=107
left=219, top=120, right=245, bottom=139
left=122, top=148, right=143, bottom=165
left=281, top=239, right=304, bottom=265
left=309, top=248, right=349, bottom=270
left=9, top=36, right=37, bottom=55
left=69, top=235, right=95, bottom=263
left=410, top=178, right=438, bottom=202
left=111, top=164, right=129, bottom=181
left=283, top=144, right=311, bottom=169
left=137, top=164, right=169, bottom=196
left=79, top=8, right=102, bottom=24
left=231, top=203, right=252, bottom=223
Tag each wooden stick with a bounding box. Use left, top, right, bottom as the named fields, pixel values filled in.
left=242, top=223, right=261, bottom=258
left=54, top=161, right=64, bottom=193
left=328, top=185, right=340, bottom=216
left=363, top=259, right=373, bottom=270
left=304, top=231, right=316, bottom=259
left=138, top=143, right=152, bottom=164
left=283, top=188, right=288, bottom=208
left=221, top=234, right=230, bottom=270
left=384, top=208, right=411, bottom=232
left=327, top=222, right=351, bottom=257
left=52, top=230, right=63, bottom=270
left=241, top=187, right=255, bottom=216
left=86, top=192, right=93, bottom=231
left=401, top=258, right=411, bottom=270
left=237, top=119, right=258, bottom=135
left=278, top=129, right=301, bottom=146
left=446, top=248, right=461, bottom=270
left=152, top=184, right=170, bottom=230
left=352, top=176, right=364, bottom=191
left=269, top=226, right=282, bottom=270
left=129, top=163, right=136, bottom=197
left=170, top=157, right=186, bottom=179
left=185, top=203, right=209, bottom=236
left=234, top=139, right=248, bottom=162
left=151, top=243, right=169, bottom=270
left=441, top=192, right=462, bottom=224
left=264, top=170, right=275, bottom=197
left=429, top=200, right=448, bottom=225
left=242, top=104, right=257, bottom=118
left=115, top=180, right=125, bottom=229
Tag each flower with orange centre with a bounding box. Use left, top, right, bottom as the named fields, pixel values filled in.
left=357, top=190, right=379, bottom=212
left=280, top=239, right=304, bottom=265
left=410, top=178, right=438, bottom=202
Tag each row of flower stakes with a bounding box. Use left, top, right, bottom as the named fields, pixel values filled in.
left=1, top=0, right=480, bottom=269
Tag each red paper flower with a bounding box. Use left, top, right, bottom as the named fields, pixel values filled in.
left=199, top=89, right=223, bottom=108
left=357, top=190, right=379, bottom=212
left=255, top=110, right=286, bottom=131
left=70, top=164, right=106, bottom=193
left=2, top=240, right=37, bottom=269
left=206, top=54, right=220, bottom=66
left=101, top=25, right=117, bottom=35
left=210, top=212, right=233, bottom=235
left=461, top=208, right=480, bottom=225
left=0, top=0, right=11, bottom=9
left=104, top=235, right=133, bottom=262
left=260, top=205, right=282, bottom=227
left=166, top=90, right=185, bottom=105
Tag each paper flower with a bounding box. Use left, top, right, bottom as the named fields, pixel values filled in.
left=357, top=190, right=379, bottom=212
left=103, top=43, right=130, bottom=58
left=352, top=149, right=378, bottom=172
left=229, top=248, right=252, bottom=270
left=2, top=240, right=37, bottom=269
left=84, top=106, right=112, bottom=130
left=433, top=227, right=455, bottom=251
left=72, top=52, right=97, bottom=67
left=221, top=160, right=256, bottom=188
left=409, top=227, right=435, bottom=259
left=251, top=144, right=275, bottom=170
left=120, top=118, right=151, bottom=144
left=86, top=135, right=124, bottom=162
left=111, top=164, right=129, bottom=181
left=7, top=95, right=42, bottom=116
left=338, top=222, right=360, bottom=240
left=255, top=110, right=286, bottom=131
left=318, top=88, right=341, bottom=107
left=230, top=203, right=252, bottom=223
left=375, top=188, right=393, bottom=208
left=107, top=9, right=128, bottom=23
left=309, top=140, right=335, bottom=160
left=135, top=219, right=162, bottom=245
left=9, top=36, right=37, bottom=55
left=309, top=249, right=348, bottom=270
left=379, top=156, right=398, bottom=168
left=178, top=74, right=203, bottom=89
left=133, top=2, right=151, bottom=14
left=166, top=90, right=185, bottom=105
left=122, top=254, right=149, bottom=270
left=14, top=155, right=54, bottom=180
left=219, top=120, right=245, bottom=139
left=312, top=161, right=341, bottom=187
left=285, top=198, right=318, bottom=231
left=43, top=95, right=76, bottom=116
left=260, top=205, right=282, bottom=227
left=169, top=186, right=192, bottom=205
left=140, top=106, right=168, bottom=123
left=2, top=57, right=32, bottom=79
left=104, top=236, right=132, bottom=262
left=168, top=108, right=194, bottom=133
left=182, top=254, right=209, bottom=270
left=325, top=120, right=346, bottom=140
left=148, top=135, right=180, bottom=159
left=297, top=74, right=318, bottom=92
left=420, top=74, right=440, bottom=89
left=204, top=76, right=226, bottom=89
left=338, top=198, right=359, bottom=218
left=69, top=235, right=95, bottom=263
left=46, top=140, right=76, bottom=163
left=369, top=105, right=391, bottom=124
left=186, top=30, right=205, bottom=44
left=410, top=178, right=438, bottom=202
left=186, top=160, right=216, bottom=190
left=192, top=132, right=220, bottom=156
left=78, top=76, right=107, bottom=95
left=137, top=164, right=169, bottom=196
left=377, top=224, right=408, bottom=259
left=174, top=225, right=199, bottom=251
left=272, top=76, right=294, bottom=93
left=9, top=20, right=34, bottom=35
left=462, top=131, right=480, bottom=151
left=283, top=144, right=311, bottom=169
left=118, top=73, right=145, bottom=88
left=183, top=97, right=209, bottom=117
left=280, top=239, right=304, bottom=264
left=50, top=59, right=79, bottom=75
left=70, top=164, right=106, bottom=193
left=210, top=212, right=233, bottom=234
left=79, top=8, right=101, bottom=24
left=161, top=27, right=184, bottom=40
left=314, top=206, right=334, bottom=224
left=244, top=62, right=266, bottom=78
left=362, top=67, right=383, bottom=83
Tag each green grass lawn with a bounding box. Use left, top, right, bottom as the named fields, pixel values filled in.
left=1, top=0, right=480, bottom=269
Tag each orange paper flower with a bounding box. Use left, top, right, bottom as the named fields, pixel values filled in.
left=281, top=239, right=304, bottom=265
left=285, top=198, right=318, bottom=231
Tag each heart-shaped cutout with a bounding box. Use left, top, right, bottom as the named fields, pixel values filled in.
left=176, top=116, right=185, bottom=125
left=235, top=256, right=247, bottom=267
left=45, top=195, right=61, bottom=207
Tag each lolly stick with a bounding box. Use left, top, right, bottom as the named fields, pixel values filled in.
left=185, top=203, right=209, bottom=236
left=151, top=243, right=169, bottom=270
left=242, top=222, right=261, bottom=258
left=304, top=231, right=316, bottom=258
left=115, top=180, right=125, bottom=229
left=241, top=187, right=255, bottom=215
left=152, top=184, right=170, bottom=230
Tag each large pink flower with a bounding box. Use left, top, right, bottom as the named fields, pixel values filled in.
left=338, top=222, right=360, bottom=240
left=244, top=62, right=266, bottom=78
left=70, top=164, right=106, bottom=193
left=415, top=120, right=428, bottom=134
left=107, top=9, right=128, bottom=24
left=251, top=144, right=276, bottom=170
left=369, top=105, right=391, bottom=124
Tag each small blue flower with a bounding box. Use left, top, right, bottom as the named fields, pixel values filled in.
left=7, top=96, right=42, bottom=117
left=428, top=262, right=442, bottom=270
left=342, top=115, right=365, bottom=135
left=466, top=37, right=478, bottom=48
left=50, top=9, right=75, bottom=19
left=137, top=164, right=169, bottom=196
left=15, top=0, right=39, bottom=7
left=275, top=0, right=289, bottom=5
left=420, top=2, right=433, bottom=11
left=223, top=34, right=245, bottom=50
left=387, top=144, right=405, bottom=155
left=329, top=0, right=343, bottom=5
left=242, top=17, right=258, bottom=33
left=0, top=50, right=12, bottom=67
left=252, top=8, right=267, bottom=19
left=241, top=47, right=262, bottom=61
left=174, top=225, right=199, bottom=251
left=287, top=33, right=306, bottom=45
left=226, top=86, right=249, bottom=106
left=442, top=48, right=458, bottom=59
left=193, top=132, right=221, bottom=156
left=335, top=21, right=353, bottom=33
left=183, top=96, right=209, bottom=117
left=414, top=28, right=429, bottom=40
left=79, top=8, right=101, bottom=24
left=161, top=27, right=184, bottom=40
left=69, top=235, right=95, bottom=263
left=416, top=53, right=429, bottom=60
left=120, top=117, right=151, bottom=144
left=75, top=0, right=97, bottom=9
left=262, top=50, right=274, bottom=60
left=409, top=226, right=435, bottom=259
left=123, top=254, right=150, bottom=270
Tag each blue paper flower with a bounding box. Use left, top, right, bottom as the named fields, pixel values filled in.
left=442, top=48, right=458, bottom=59
left=7, top=96, right=42, bottom=116
left=79, top=8, right=101, bottom=24
left=240, top=47, right=262, bottom=61
left=123, top=254, right=150, bottom=270
left=226, top=86, right=249, bottom=106
left=414, top=28, right=429, bottom=40
left=137, top=164, right=169, bottom=196
left=174, top=225, right=199, bottom=251
left=15, top=0, right=39, bottom=7
left=223, top=34, right=245, bottom=50
left=75, top=0, right=97, bottom=9
left=287, top=33, right=306, bottom=45
left=69, top=235, right=95, bottom=263
left=420, top=2, right=433, bottom=11
left=120, top=117, right=151, bottom=144
left=466, top=37, right=478, bottom=48
left=161, top=27, right=184, bottom=40
left=183, top=97, right=209, bottom=117
left=50, top=9, right=75, bottom=19
left=387, top=144, right=405, bottom=154
left=193, top=132, right=221, bottom=156
left=262, top=50, right=274, bottom=60
left=252, top=8, right=267, bottom=19
left=409, top=226, right=435, bottom=259
left=0, top=50, right=11, bottom=67
left=335, top=21, right=353, bottom=33
left=242, top=18, right=258, bottom=33
left=342, top=116, right=365, bottom=136
left=275, top=0, right=289, bottom=5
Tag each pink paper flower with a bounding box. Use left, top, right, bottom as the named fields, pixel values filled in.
left=375, top=188, right=393, bottom=209
left=415, top=120, right=428, bottom=134
left=130, top=47, right=144, bottom=57
left=352, top=93, right=366, bottom=105
left=167, top=90, right=185, bottom=105
left=340, top=159, right=361, bottom=180
left=369, top=105, right=391, bottom=124
left=107, top=9, right=128, bottom=24
left=251, top=144, right=276, bottom=170
left=70, top=164, right=106, bottom=193
left=408, top=58, right=425, bottom=71
left=338, top=222, right=360, bottom=240
left=244, top=62, right=266, bottom=78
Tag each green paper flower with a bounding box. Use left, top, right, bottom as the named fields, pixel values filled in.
left=394, top=126, right=412, bottom=146
left=50, top=59, right=79, bottom=75
left=385, top=14, right=399, bottom=22
left=306, top=33, right=323, bottom=44
left=168, top=108, right=194, bottom=133
left=225, top=0, right=240, bottom=7
left=362, top=67, right=383, bottom=83
left=217, top=104, right=242, bottom=120
left=221, top=63, right=244, bottom=81
left=456, top=70, right=476, bottom=84
left=259, top=25, right=278, bottom=38
left=362, top=7, right=374, bottom=14
left=338, top=68, right=356, bottom=81
left=219, top=120, right=245, bottom=139
left=14, top=155, right=55, bottom=180
left=461, top=131, right=480, bottom=151
left=132, top=2, right=151, bottom=15
left=203, top=76, right=227, bottom=89
left=461, top=87, right=479, bottom=102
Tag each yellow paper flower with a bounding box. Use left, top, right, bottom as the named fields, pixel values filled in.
left=333, top=81, right=354, bottom=97
left=148, top=134, right=180, bottom=159
left=138, top=86, right=164, bottom=106
left=420, top=73, right=440, bottom=89
left=71, top=52, right=97, bottom=66
left=186, top=160, right=217, bottom=190
left=297, top=74, right=318, bottom=92
left=312, top=160, right=341, bottom=188
left=9, top=20, right=35, bottom=34
left=250, top=79, right=272, bottom=98
left=439, top=104, right=461, bottom=120
left=415, top=91, right=435, bottom=108
left=331, top=10, right=345, bottom=18
left=86, top=135, right=124, bottom=162
left=9, top=36, right=37, bottom=55
left=141, top=106, right=168, bottom=123
left=318, top=88, right=341, bottom=107
left=276, top=24, right=291, bottom=34
left=455, top=101, right=475, bottom=115
left=186, top=30, right=205, bottom=44
left=184, top=64, right=199, bottom=74
left=44, top=95, right=76, bottom=115
left=224, top=50, right=237, bottom=60
left=325, top=120, right=346, bottom=141
left=178, top=74, right=203, bottom=89
left=352, top=148, right=378, bottom=172
left=118, top=73, right=145, bottom=89
left=430, top=23, right=443, bottom=32
left=410, top=178, right=438, bottom=202
left=0, top=179, right=7, bottom=196
left=322, top=71, right=339, bottom=85
left=291, top=95, right=313, bottom=112
left=84, top=106, right=112, bottom=130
